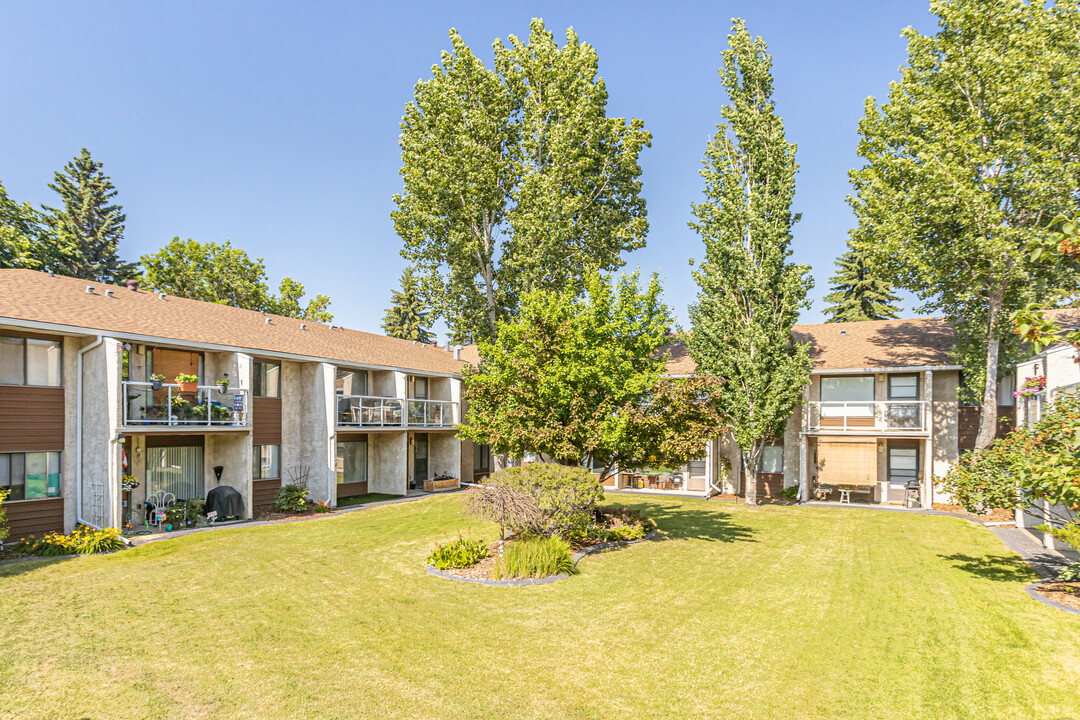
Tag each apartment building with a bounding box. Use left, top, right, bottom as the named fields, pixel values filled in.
left=0, top=269, right=477, bottom=539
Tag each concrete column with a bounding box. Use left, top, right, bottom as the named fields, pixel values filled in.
left=369, top=432, right=407, bottom=495
left=80, top=338, right=124, bottom=528
left=923, top=370, right=934, bottom=508
left=798, top=434, right=809, bottom=502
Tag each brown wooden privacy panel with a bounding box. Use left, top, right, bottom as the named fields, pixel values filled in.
left=0, top=386, right=64, bottom=452
left=144, top=434, right=204, bottom=448
left=4, top=497, right=64, bottom=539
left=151, top=349, right=201, bottom=384
left=958, top=406, right=1016, bottom=451
left=337, top=481, right=368, bottom=499
left=252, top=397, right=282, bottom=444
left=756, top=473, right=784, bottom=498
left=816, top=440, right=877, bottom=486
left=252, top=478, right=282, bottom=508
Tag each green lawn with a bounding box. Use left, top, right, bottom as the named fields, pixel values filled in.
left=1, top=494, right=1077, bottom=719
left=335, top=492, right=401, bottom=508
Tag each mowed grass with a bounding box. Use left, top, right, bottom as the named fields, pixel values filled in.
left=1, top=494, right=1078, bottom=720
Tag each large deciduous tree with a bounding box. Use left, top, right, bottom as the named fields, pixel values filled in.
left=822, top=243, right=901, bottom=322
left=140, top=237, right=333, bottom=321
left=849, top=0, right=1080, bottom=448
left=393, top=19, right=652, bottom=344
left=382, top=267, right=435, bottom=343
left=687, top=20, right=812, bottom=506
left=0, top=180, right=46, bottom=269
left=42, top=148, right=136, bottom=283
left=460, top=271, right=723, bottom=481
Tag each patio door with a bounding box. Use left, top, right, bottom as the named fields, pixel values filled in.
left=414, top=433, right=428, bottom=486
left=886, top=442, right=919, bottom=504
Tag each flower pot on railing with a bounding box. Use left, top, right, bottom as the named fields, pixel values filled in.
left=175, top=375, right=199, bottom=394
left=150, top=376, right=164, bottom=391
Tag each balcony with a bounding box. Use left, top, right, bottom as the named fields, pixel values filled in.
left=337, top=395, right=458, bottom=429
left=808, top=401, right=927, bottom=434
left=123, top=381, right=249, bottom=428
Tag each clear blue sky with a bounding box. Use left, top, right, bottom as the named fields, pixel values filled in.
left=0, top=0, right=939, bottom=338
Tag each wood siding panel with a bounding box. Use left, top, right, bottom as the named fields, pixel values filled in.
left=4, top=497, right=64, bottom=538
left=0, top=386, right=65, bottom=452
left=958, top=406, right=1016, bottom=451
left=252, top=397, right=282, bottom=445
left=337, top=481, right=368, bottom=499
left=252, top=479, right=281, bottom=508
left=144, top=434, right=205, bottom=448
left=756, top=473, right=784, bottom=498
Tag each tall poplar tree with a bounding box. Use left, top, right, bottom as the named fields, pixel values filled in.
left=0, top=180, right=46, bottom=269
left=393, top=19, right=652, bottom=344
left=687, top=20, right=812, bottom=506
left=42, top=148, right=136, bottom=282
left=382, top=268, right=435, bottom=343
left=849, top=0, right=1080, bottom=448
left=822, top=244, right=901, bottom=322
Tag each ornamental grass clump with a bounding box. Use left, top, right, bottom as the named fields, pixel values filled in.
left=492, top=536, right=575, bottom=580
left=20, top=525, right=125, bottom=556
left=428, top=537, right=489, bottom=570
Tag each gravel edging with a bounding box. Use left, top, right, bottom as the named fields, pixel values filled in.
left=1024, top=582, right=1080, bottom=617
left=426, top=529, right=659, bottom=587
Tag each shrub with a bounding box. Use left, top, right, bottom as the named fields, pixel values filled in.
left=469, top=464, right=604, bottom=540
left=428, top=537, right=489, bottom=570
left=313, top=501, right=332, bottom=514
left=493, top=536, right=575, bottom=579
left=603, top=524, right=647, bottom=542
left=275, top=484, right=309, bottom=513
left=1038, top=522, right=1080, bottom=555
left=1058, top=563, right=1080, bottom=582
left=781, top=485, right=799, bottom=500
left=0, top=488, right=9, bottom=545
left=20, top=525, right=125, bottom=556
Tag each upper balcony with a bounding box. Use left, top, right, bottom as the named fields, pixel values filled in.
left=807, top=400, right=927, bottom=434
left=123, top=381, right=250, bottom=428
left=337, top=394, right=458, bottom=429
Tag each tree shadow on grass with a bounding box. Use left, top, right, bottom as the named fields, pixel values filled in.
left=0, top=555, right=68, bottom=579
left=609, top=501, right=756, bottom=544
left=937, top=553, right=1037, bottom=583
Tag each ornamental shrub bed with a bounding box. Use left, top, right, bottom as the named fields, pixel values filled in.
left=492, top=536, right=574, bottom=580
left=428, top=537, right=489, bottom=570
left=18, top=525, right=125, bottom=557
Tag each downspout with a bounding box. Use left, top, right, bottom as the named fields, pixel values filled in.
left=76, top=336, right=104, bottom=529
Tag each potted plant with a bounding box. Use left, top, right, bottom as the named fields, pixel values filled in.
left=175, top=373, right=198, bottom=393
left=150, top=373, right=165, bottom=391
left=216, top=374, right=231, bottom=394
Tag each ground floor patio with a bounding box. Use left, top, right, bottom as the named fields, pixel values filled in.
left=2, top=494, right=1077, bottom=719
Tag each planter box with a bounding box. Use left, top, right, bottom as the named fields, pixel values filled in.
left=424, top=478, right=459, bottom=492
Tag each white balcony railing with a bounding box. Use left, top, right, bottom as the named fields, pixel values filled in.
left=808, top=400, right=927, bottom=433
left=337, top=394, right=458, bottom=428
left=123, top=381, right=249, bottom=427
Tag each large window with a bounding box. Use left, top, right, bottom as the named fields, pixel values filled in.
left=0, top=336, right=61, bottom=387
left=687, top=457, right=707, bottom=478
left=0, top=451, right=61, bottom=500
left=758, top=446, right=784, bottom=474
left=413, top=377, right=428, bottom=399
left=336, top=439, right=368, bottom=485
left=820, top=376, right=874, bottom=417
left=336, top=368, right=367, bottom=396
left=252, top=444, right=280, bottom=479
left=253, top=361, right=280, bottom=398
left=145, top=446, right=204, bottom=499
left=888, top=374, right=919, bottom=400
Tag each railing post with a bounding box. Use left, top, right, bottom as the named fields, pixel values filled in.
left=167, top=385, right=173, bottom=427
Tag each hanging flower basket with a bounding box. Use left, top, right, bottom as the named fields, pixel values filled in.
left=1014, top=375, right=1046, bottom=397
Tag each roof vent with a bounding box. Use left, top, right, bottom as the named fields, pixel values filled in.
left=47, top=270, right=55, bottom=277
left=300, top=323, right=307, bottom=330
left=265, top=318, right=272, bottom=325
left=125, top=279, right=139, bottom=291
left=158, top=292, right=167, bottom=300
left=85, top=285, right=95, bottom=294
left=840, top=329, right=846, bottom=336
left=104, top=289, right=115, bottom=298
left=453, top=346, right=461, bottom=361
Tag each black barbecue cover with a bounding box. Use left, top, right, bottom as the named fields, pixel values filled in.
left=205, top=485, right=244, bottom=519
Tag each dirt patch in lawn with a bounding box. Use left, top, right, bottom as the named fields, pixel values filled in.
left=253, top=506, right=336, bottom=522
left=1035, top=582, right=1080, bottom=611
left=933, top=504, right=1014, bottom=523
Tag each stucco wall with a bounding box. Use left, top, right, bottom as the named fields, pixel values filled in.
left=782, top=406, right=801, bottom=489
left=79, top=338, right=123, bottom=528
left=930, top=370, right=960, bottom=502
left=369, top=432, right=406, bottom=495
left=280, top=361, right=334, bottom=503
left=428, top=432, right=461, bottom=480
left=204, top=432, right=253, bottom=519
left=61, top=336, right=82, bottom=531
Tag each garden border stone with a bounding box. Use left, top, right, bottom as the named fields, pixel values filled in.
left=1024, top=581, right=1080, bottom=617
left=426, top=529, right=658, bottom=587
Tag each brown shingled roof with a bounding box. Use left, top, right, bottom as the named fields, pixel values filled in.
left=662, top=317, right=959, bottom=374
left=0, top=269, right=465, bottom=375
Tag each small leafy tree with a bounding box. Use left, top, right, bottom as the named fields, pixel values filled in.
left=0, top=181, right=46, bottom=270
left=42, top=148, right=137, bottom=283
left=140, top=238, right=333, bottom=321
left=822, top=244, right=901, bottom=322
left=382, top=268, right=435, bottom=343
left=460, top=271, right=723, bottom=481
left=687, top=20, right=812, bottom=506
left=1012, top=215, right=1080, bottom=352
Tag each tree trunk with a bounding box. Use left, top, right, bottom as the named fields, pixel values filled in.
left=742, top=449, right=758, bottom=506
left=975, top=286, right=1005, bottom=450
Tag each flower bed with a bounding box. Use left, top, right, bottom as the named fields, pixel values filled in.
left=1033, top=581, right=1080, bottom=612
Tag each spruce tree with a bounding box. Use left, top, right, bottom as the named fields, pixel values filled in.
left=382, top=268, right=435, bottom=343
left=42, top=148, right=136, bottom=283
left=822, top=246, right=901, bottom=322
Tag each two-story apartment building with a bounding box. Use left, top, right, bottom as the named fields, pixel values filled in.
left=0, top=269, right=476, bottom=539
left=626, top=318, right=1017, bottom=506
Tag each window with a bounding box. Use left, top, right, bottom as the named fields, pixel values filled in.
left=888, top=374, right=919, bottom=400
left=252, top=444, right=280, bottom=479
left=758, top=446, right=784, bottom=474
left=820, top=376, right=874, bottom=417
left=587, top=455, right=606, bottom=474
left=414, top=434, right=429, bottom=480
left=336, top=439, right=368, bottom=485
left=253, top=361, right=280, bottom=398
left=997, top=375, right=1016, bottom=407
left=474, top=443, right=491, bottom=472
left=145, top=446, right=204, bottom=499
left=413, top=377, right=428, bottom=399
left=959, top=371, right=1017, bottom=407
left=0, top=336, right=61, bottom=387
left=335, top=368, right=367, bottom=396
left=687, top=457, right=706, bottom=478
left=0, top=451, right=62, bottom=501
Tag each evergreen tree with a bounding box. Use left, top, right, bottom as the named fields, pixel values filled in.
left=687, top=20, right=812, bottom=506
left=382, top=268, right=435, bottom=343
left=822, top=246, right=901, bottom=322
left=42, top=148, right=136, bottom=282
